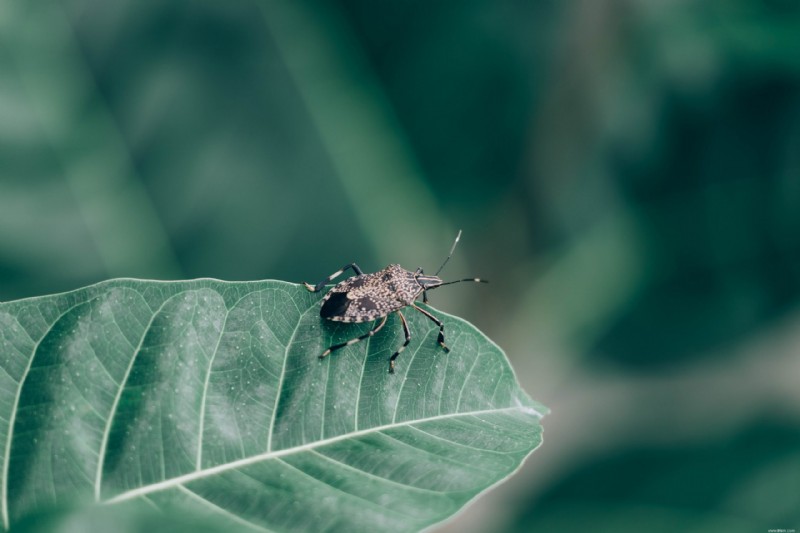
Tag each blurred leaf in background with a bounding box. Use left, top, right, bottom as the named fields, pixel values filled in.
left=1, top=0, right=800, bottom=532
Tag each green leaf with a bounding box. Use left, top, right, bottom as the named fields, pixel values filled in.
left=0, top=279, right=546, bottom=532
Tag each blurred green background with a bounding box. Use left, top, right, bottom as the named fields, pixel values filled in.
left=2, top=0, right=800, bottom=531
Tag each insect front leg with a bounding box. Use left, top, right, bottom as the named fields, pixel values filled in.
left=388, top=311, right=411, bottom=374
left=411, top=304, right=450, bottom=352
left=304, top=263, right=364, bottom=292
left=417, top=268, right=430, bottom=304
left=320, top=315, right=388, bottom=359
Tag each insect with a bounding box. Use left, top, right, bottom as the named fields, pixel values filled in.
left=304, top=231, right=487, bottom=373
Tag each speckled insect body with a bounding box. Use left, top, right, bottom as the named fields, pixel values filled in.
left=320, top=264, right=423, bottom=323
left=304, top=231, right=486, bottom=373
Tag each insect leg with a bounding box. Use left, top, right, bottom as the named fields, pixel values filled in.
left=304, top=263, right=364, bottom=292
left=320, top=315, right=388, bottom=359
left=418, top=268, right=430, bottom=304
left=411, top=304, right=449, bottom=353
left=388, top=311, right=411, bottom=374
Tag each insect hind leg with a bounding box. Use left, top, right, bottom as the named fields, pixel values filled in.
left=320, top=315, right=388, bottom=359
left=304, top=263, right=364, bottom=292
left=411, top=304, right=449, bottom=352
left=388, top=311, right=411, bottom=373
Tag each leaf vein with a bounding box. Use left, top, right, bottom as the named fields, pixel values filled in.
left=274, top=457, right=409, bottom=519
left=353, top=315, right=376, bottom=432
left=391, top=324, right=431, bottom=424
left=455, top=339, right=482, bottom=413
left=176, top=485, right=276, bottom=533
left=94, top=294, right=175, bottom=501
left=308, top=449, right=441, bottom=495
left=376, top=430, right=494, bottom=476
left=197, top=290, right=241, bottom=470
left=265, top=295, right=315, bottom=452
left=2, top=298, right=88, bottom=529
left=407, top=425, right=522, bottom=456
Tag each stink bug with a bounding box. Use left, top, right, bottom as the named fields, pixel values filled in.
left=303, top=231, right=487, bottom=373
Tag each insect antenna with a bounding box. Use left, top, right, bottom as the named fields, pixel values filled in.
left=423, top=231, right=486, bottom=303
left=426, top=278, right=488, bottom=291
left=434, top=230, right=462, bottom=276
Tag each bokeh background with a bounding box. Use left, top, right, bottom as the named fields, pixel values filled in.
left=2, top=0, right=800, bottom=531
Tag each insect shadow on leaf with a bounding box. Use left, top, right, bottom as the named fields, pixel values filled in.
left=304, top=231, right=487, bottom=373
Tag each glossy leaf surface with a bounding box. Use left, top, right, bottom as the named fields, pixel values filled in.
left=0, top=280, right=546, bottom=532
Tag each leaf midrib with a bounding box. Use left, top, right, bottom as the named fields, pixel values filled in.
left=106, top=404, right=542, bottom=505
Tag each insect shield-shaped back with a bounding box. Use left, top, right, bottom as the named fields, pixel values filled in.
left=320, top=265, right=419, bottom=323
left=303, top=231, right=487, bottom=372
